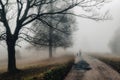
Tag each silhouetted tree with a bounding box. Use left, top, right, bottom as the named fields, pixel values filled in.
left=0, top=0, right=110, bottom=73
left=31, top=13, right=75, bottom=57
left=109, top=27, right=120, bottom=54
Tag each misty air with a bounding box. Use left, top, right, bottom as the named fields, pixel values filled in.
left=0, top=0, right=120, bottom=80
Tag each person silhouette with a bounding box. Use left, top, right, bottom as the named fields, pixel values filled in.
left=76, top=50, right=82, bottom=57
left=79, top=50, right=81, bottom=56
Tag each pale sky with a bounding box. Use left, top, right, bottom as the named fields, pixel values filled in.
left=72, top=0, right=120, bottom=53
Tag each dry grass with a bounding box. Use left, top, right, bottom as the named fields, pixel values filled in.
left=90, top=53, right=120, bottom=73
left=0, top=55, right=75, bottom=80
left=0, top=49, right=73, bottom=72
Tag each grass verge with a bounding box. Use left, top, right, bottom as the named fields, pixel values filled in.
left=91, top=54, right=120, bottom=73
left=0, top=55, right=74, bottom=80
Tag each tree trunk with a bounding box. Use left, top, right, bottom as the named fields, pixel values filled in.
left=49, top=27, right=53, bottom=58
left=7, top=37, right=18, bottom=73
left=53, top=48, right=56, bottom=54
left=49, top=43, right=52, bottom=58
left=49, top=1, right=53, bottom=58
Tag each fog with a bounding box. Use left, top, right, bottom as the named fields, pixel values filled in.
left=71, top=0, right=120, bottom=53
left=0, top=0, right=120, bottom=62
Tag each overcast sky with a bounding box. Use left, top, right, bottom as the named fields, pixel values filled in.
left=72, top=0, right=120, bottom=53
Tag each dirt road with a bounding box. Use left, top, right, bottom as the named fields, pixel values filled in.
left=65, top=56, right=120, bottom=80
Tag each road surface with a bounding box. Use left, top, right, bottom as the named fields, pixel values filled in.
left=64, top=55, right=120, bottom=80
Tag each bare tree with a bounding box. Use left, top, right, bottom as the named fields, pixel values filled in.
left=31, top=13, right=75, bottom=57
left=0, top=0, right=110, bottom=73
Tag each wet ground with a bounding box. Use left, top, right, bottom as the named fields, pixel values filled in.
left=64, top=55, right=120, bottom=80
